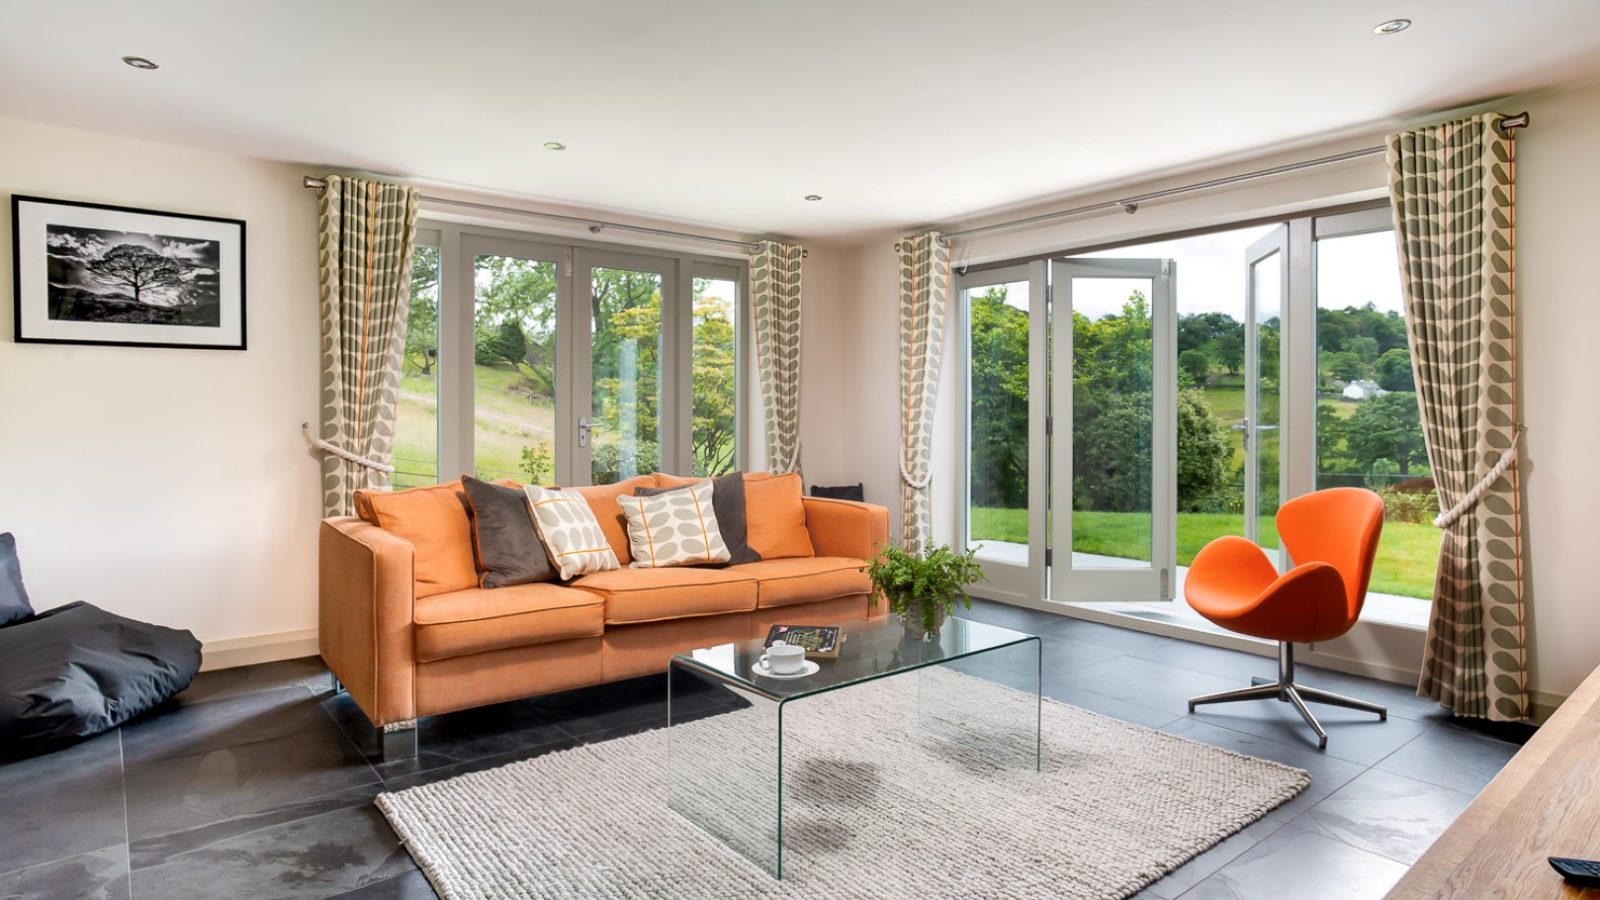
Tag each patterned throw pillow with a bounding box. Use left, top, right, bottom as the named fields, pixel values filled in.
left=522, top=486, right=621, bottom=580
left=618, top=481, right=731, bottom=569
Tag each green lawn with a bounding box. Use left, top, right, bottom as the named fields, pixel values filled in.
left=393, top=363, right=555, bottom=487
left=970, top=506, right=1439, bottom=599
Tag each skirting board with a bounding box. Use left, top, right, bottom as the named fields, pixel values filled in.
left=970, top=590, right=1569, bottom=725
left=201, top=628, right=319, bottom=672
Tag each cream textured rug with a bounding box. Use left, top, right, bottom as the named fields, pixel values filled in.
left=378, top=669, right=1309, bottom=899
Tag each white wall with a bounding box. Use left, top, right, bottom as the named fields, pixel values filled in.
left=0, top=116, right=323, bottom=657
left=805, top=81, right=1600, bottom=709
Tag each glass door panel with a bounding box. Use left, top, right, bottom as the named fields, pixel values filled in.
left=394, top=242, right=440, bottom=487
left=692, top=271, right=739, bottom=477
left=469, top=250, right=560, bottom=483
left=585, top=256, right=665, bottom=484
left=957, top=261, right=1047, bottom=603
left=1051, top=258, right=1174, bottom=601
left=1245, top=227, right=1288, bottom=554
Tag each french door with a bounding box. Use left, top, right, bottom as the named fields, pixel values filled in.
left=955, top=262, right=1048, bottom=604
left=1243, top=226, right=1288, bottom=556
left=1050, top=258, right=1176, bottom=602
left=433, top=228, right=742, bottom=487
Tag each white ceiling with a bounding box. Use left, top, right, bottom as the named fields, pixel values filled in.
left=3, top=1, right=1599, bottom=242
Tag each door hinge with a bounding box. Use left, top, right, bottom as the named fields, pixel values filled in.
left=1045, top=415, right=1053, bottom=437
left=564, top=249, right=573, bottom=278
left=1044, top=547, right=1053, bottom=568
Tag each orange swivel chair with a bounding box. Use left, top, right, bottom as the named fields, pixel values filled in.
left=1185, top=487, right=1388, bottom=749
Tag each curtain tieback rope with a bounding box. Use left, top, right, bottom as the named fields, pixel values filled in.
left=1434, top=426, right=1523, bottom=529
left=301, top=422, right=395, bottom=475
left=900, top=456, right=931, bottom=491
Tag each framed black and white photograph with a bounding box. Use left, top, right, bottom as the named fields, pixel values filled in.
left=11, top=195, right=246, bottom=350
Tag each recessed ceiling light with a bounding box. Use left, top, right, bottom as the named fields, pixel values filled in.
left=1373, top=18, right=1411, bottom=35
left=804, top=194, right=822, bottom=202
left=122, top=55, right=159, bottom=70
left=543, top=141, right=566, bottom=151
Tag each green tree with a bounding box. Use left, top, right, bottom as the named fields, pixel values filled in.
left=692, top=285, right=737, bottom=476
left=1179, top=348, right=1213, bottom=386
left=405, top=246, right=440, bottom=375
left=1348, top=335, right=1381, bottom=364
left=1214, top=325, right=1245, bottom=375
left=1345, top=392, right=1428, bottom=476
left=1375, top=347, right=1415, bottom=392
left=969, top=286, right=1031, bottom=509
left=589, top=268, right=661, bottom=482
left=1176, top=389, right=1231, bottom=510
left=1324, top=351, right=1367, bottom=384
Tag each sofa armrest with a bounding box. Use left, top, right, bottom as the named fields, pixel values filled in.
left=319, top=517, right=417, bottom=726
left=803, top=497, right=889, bottom=561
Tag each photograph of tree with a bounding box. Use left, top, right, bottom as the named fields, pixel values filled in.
left=45, top=225, right=222, bottom=326
left=13, top=195, right=245, bottom=349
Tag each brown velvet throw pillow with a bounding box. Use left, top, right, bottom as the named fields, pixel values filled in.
left=462, top=476, right=555, bottom=587
left=637, top=472, right=761, bottom=565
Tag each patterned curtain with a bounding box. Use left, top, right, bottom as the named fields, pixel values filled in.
left=897, top=232, right=951, bottom=553
left=316, top=175, right=420, bottom=517
left=750, top=240, right=805, bottom=474
left=1386, top=113, right=1527, bottom=721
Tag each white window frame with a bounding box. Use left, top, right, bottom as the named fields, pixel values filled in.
left=410, top=219, right=750, bottom=486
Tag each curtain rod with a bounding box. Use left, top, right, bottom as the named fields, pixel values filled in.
left=916, top=111, right=1531, bottom=249
left=301, top=176, right=792, bottom=255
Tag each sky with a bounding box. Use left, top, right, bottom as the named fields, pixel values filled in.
left=1058, top=223, right=1404, bottom=321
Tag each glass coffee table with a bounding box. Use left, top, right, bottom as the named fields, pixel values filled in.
left=666, top=615, right=1041, bottom=878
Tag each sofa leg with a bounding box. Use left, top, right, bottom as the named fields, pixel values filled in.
left=382, top=719, right=418, bottom=760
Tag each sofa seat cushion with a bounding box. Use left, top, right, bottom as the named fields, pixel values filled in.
left=733, top=557, right=871, bottom=609
left=413, top=583, right=604, bottom=662
left=572, top=567, right=758, bottom=625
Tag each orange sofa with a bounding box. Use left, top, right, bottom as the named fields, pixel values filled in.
left=318, top=472, right=889, bottom=757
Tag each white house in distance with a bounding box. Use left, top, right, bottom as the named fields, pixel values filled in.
left=1341, top=379, right=1388, bottom=401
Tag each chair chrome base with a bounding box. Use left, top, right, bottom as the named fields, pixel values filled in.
left=1187, top=642, right=1386, bottom=750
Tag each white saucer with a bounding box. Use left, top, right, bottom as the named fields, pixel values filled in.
left=752, top=658, right=820, bottom=680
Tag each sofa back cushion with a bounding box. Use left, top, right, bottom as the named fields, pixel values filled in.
left=355, top=482, right=479, bottom=598
left=570, top=475, right=657, bottom=565
left=461, top=476, right=555, bottom=588
left=639, top=472, right=760, bottom=565
left=743, top=472, right=814, bottom=560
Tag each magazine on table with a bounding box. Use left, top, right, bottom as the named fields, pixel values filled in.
left=763, top=624, right=843, bottom=658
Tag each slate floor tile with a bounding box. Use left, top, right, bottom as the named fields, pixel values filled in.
left=128, top=783, right=384, bottom=870
left=1179, top=824, right=1408, bottom=899
left=1143, top=817, right=1287, bottom=899
left=0, top=730, right=127, bottom=875
left=331, top=865, right=438, bottom=899
left=175, top=657, right=331, bottom=706
left=1160, top=717, right=1367, bottom=821
left=1375, top=720, right=1522, bottom=795
left=1293, top=767, right=1475, bottom=865
left=1056, top=655, right=1246, bottom=716
left=1188, top=696, right=1431, bottom=764
left=121, top=684, right=335, bottom=767
left=1043, top=681, right=1186, bottom=729
left=130, top=803, right=412, bottom=900
left=124, top=723, right=380, bottom=841
left=322, top=691, right=572, bottom=782
left=0, top=846, right=130, bottom=900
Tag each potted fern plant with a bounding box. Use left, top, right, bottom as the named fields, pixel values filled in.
left=865, top=542, right=986, bottom=640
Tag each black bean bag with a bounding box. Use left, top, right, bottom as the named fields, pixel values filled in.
left=0, top=601, right=202, bottom=750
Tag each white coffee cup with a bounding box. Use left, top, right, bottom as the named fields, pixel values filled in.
left=760, top=640, right=807, bottom=675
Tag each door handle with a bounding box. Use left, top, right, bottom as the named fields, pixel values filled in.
left=578, top=416, right=605, bottom=448
left=1231, top=417, right=1250, bottom=449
